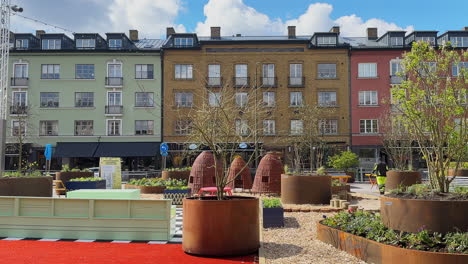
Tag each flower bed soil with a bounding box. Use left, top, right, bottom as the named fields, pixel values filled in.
left=386, top=192, right=468, bottom=201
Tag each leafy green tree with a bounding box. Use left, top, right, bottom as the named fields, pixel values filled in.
left=327, top=150, right=359, bottom=173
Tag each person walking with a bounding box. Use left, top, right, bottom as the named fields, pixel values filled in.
left=373, top=159, right=388, bottom=194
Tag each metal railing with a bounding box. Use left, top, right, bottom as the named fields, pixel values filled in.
left=105, top=77, right=123, bottom=86
left=206, top=77, right=222, bottom=87
left=9, top=105, right=28, bottom=115
left=105, top=105, right=123, bottom=114
left=233, top=77, right=250, bottom=88
left=288, top=76, right=305, bottom=87
left=261, top=77, right=277, bottom=88
left=10, top=77, right=29, bottom=87
left=390, top=75, right=404, bottom=84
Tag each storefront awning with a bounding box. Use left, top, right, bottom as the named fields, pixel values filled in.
left=54, top=142, right=160, bottom=158
left=54, top=142, right=99, bottom=158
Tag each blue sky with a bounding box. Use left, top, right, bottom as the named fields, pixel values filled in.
left=10, top=0, right=468, bottom=39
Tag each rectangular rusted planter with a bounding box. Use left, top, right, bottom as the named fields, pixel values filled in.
left=317, top=221, right=468, bottom=264
left=0, top=177, right=53, bottom=197
left=263, top=207, right=284, bottom=228
left=124, top=184, right=166, bottom=194
left=55, top=171, right=94, bottom=183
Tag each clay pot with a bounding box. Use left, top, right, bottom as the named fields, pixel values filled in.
left=385, top=171, right=422, bottom=191
left=161, top=170, right=190, bottom=181
left=188, top=151, right=223, bottom=194
left=447, top=169, right=468, bottom=177
left=252, top=153, right=284, bottom=194
left=0, top=176, right=53, bottom=197
left=227, top=157, right=252, bottom=189
left=182, top=196, right=260, bottom=256
left=281, top=174, right=331, bottom=204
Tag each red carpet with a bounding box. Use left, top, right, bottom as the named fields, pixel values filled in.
left=0, top=241, right=258, bottom=264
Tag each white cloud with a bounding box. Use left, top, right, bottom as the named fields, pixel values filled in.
left=195, top=1, right=413, bottom=37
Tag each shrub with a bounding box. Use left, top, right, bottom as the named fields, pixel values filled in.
left=327, top=151, right=359, bottom=173
left=262, top=198, right=282, bottom=208
left=316, top=166, right=327, bottom=176
left=163, top=167, right=191, bottom=172
left=69, top=177, right=102, bottom=182
left=2, top=171, right=44, bottom=178
left=331, top=179, right=345, bottom=187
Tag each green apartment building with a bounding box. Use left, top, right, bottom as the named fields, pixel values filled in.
left=6, top=30, right=163, bottom=170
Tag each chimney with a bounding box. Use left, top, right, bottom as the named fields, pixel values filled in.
left=36, top=30, right=45, bottom=38
left=166, top=27, right=175, bottom=38
left=288, top=26, right=296, bottom=39
left=211, top=27, right=221, bottom=39
left=129, top=29, right=138, bottom=41
left=463, top=27, right=468, bottom=31
left=367, top=28, right=378, bottom=40
left=330, top=26, right=340, bottom=34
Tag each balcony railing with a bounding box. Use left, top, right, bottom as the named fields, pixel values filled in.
left=261, top=77, right=277, bottom=88
left=233, top=77, right=250, bottom=88
left=11, top=77, right=29, bottom=87
left=318, top=102, right=338, bottom=107
left=206, top=77, right=222, bottom=87
left=105, top=105, right=123, bottom=115
left=105, top=77, right=123, bottom=86
left=10, top=105, right=28, bottom=115
left=288, top=76, right=305, bottom=87
left=390, top=75, right=404, bottom=84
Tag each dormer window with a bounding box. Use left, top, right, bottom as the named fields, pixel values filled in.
left=415, top=36, right=435, bottom=45
left=77, top=39, right=96, bottom=49
left=109, top=39, right=122, bottom=49
left=450, top=36, right=468, bottom=47
left=390, top=37, right=403, bottom=46
left=15, top=39, right=28, bottom=49
left=174, top=37, right=193, bottom=47
left=317, top=36, right=336, bottom=46
left=42, top=39, right=61, bottom=50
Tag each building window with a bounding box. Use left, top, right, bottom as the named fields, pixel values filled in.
left=135, top=92, right=154, bottom=107
left=13, top=64, right=28, bottom=78
left=41, top=64, right=60, bottom=79
left=450, top=36, right=468, bottom=47
left=76, top=39, right=95, bottom=49
left=15, top=39, right=28, bottom=49
left=174, top=37, right=194, bottom=47
left=317, top=63, right=337, bottom=79
left=317, top=36, right=336, bottom=45
left=135, top=64, right=154, bottom=79
left=360, top=119, right=378, bottom=134
left=40, top=92, right=59, bottom=108
left=290, top=92, right=303, bottom=107
left=109, top=39, right=122, bottom=49
left=208, top=92, right=221, bottom=107
left=263, top=120, right=276, bottom=135
left=262, top=64, right=275, bottom=86
left=40, top=120, right=58, bottom=136
left=135, top=120, right=154, bottom=135
left=175, top=64, right=193, bottom=79
left=358, top=63, right=377, bottom=78
left=108, top=92, right=122, bottom=106
left=175, top=120, right=192, bottom=135
left=175, top=92, right=193, bottom=107
left=390, top=37, right=403, bottom=46
left=289, top=64, right=303, bottom=85
left=12, top=91, right=27, bottom=107
left=418, top=62, right=436, bottom=76
left=290, top=120, right=303, bottom=135
left=75, top=92, right=94, bottom=107
left=390, top=60, right=402, bottom=76
left=235, top=64, right=248, bottom=86
left=235, top=92, right=248, bottom=108
left=108, top=63, right=122, bottom=77
left=75, top=120, right=93, bottom=136
left=263, top=92, right=275, bottom=107
left=235, top=119, right=249, bottom=136
left=208, top=64, right=221, bottom=86
left=319, top=119, right=338, bottom=135
left=452, top=62, right=468, bottom=77
left=75, top=64, right=95, bottom=79
left=107, top=120, right=121, bottom=136
left=318, top=91, right=337, bottom=107
left=359, top=91, right=378, bottom=106
left=42, top=39, right=61, bottom=50
left=415, top=36, right=435, bottom=45
left=12, top=120, right=26, bottom=136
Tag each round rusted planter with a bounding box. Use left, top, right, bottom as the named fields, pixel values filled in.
left=252, top=153, right=283, bottom=194
left=161, top=170, right=190, bottom=181
left=0, top=176, right=53, bottom=197
left=281, top=174, right=331, bottom=204
left=183, top=196, right=260, bottom=256
left=124, top=184, right=166, bottom=194
left=381, top=196, right=468, bottom=233
left=385, top=171, right=422, bottom=191
left=448, top=169, right=468, bottom=177
left=55, top=171, right=93, bottom=183
left=227, top=157, right=252, bottom=189
left=317, top=221, right=468, bottom=264
left=188, top=151, right=223, bottom=194
left=345, top=171, right=356, bottom=183
left=331, top=185, right=350, bottom=194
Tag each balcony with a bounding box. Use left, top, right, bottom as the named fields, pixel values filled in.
left=11, top=77, right=29, bottom=87
left=288, top=76, right=305, bottom=88
left=105, top=77, right=123, bottom=87
left=390, top=75, right=404, bottom=84
left=233, top=77, right=250, bottom=88
left=10, top=105, right=28, bottom=115
left=105, top=105, right=123, bottom=115
left=206, top=77, right=222, bottom=87
left=261, top=77, right=277, bottom=88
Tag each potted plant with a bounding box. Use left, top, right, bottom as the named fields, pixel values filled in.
left=262, top=198, right=284, bottom=228
left=0, top=169, right=52, bottom=197
left=55, top=165, right=94, bottom=183
left=124, top=177, right=167, bottom=194
left=381, top=41, right=468, bottom=234
left=163, top=179, right=191, bottom=205
left=162, top=167, right=191, bottom=181
left=327, top=150, right=359, bottom=183
left=331, top=179, right=350, bottom=194
left=64, top=177, right=106, bottom=191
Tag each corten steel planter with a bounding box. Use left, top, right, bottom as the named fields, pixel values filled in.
left=161, top=170, right=190, bottom=180
left=381, top=196, right=468, bottom=233
left=252, top=153, right=284, bottom=194
left=317, top=221, right=468, bottom=264
left=448, top=168, right=468, bottom=177
left=331, top=185, right=350, bottom=194
left=385, top=171, right=422, bottom=192
left=188, top=151, right=223, bottom=194
left=281, top=174, right=331, bottom=204
left=183, top=196, right=260, bottom=256
left=55, top=171, right=94, bottom=183
left=263, top=207, right=284, bottom=228
left=227, top=157, right=252, bottom=189
left=65, top=180, right=106, bottom=191
left=0, top=176, right=53, bottom=197
left=124, top=184, right=166, bottom=194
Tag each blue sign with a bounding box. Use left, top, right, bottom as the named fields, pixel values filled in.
left=44, top=144, right=52, bottom=161
left=160, top=142, right=169, bottom=152
left=239, top=142, right=248, bottom=149
left=161, top=151, right=169, bottom=157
